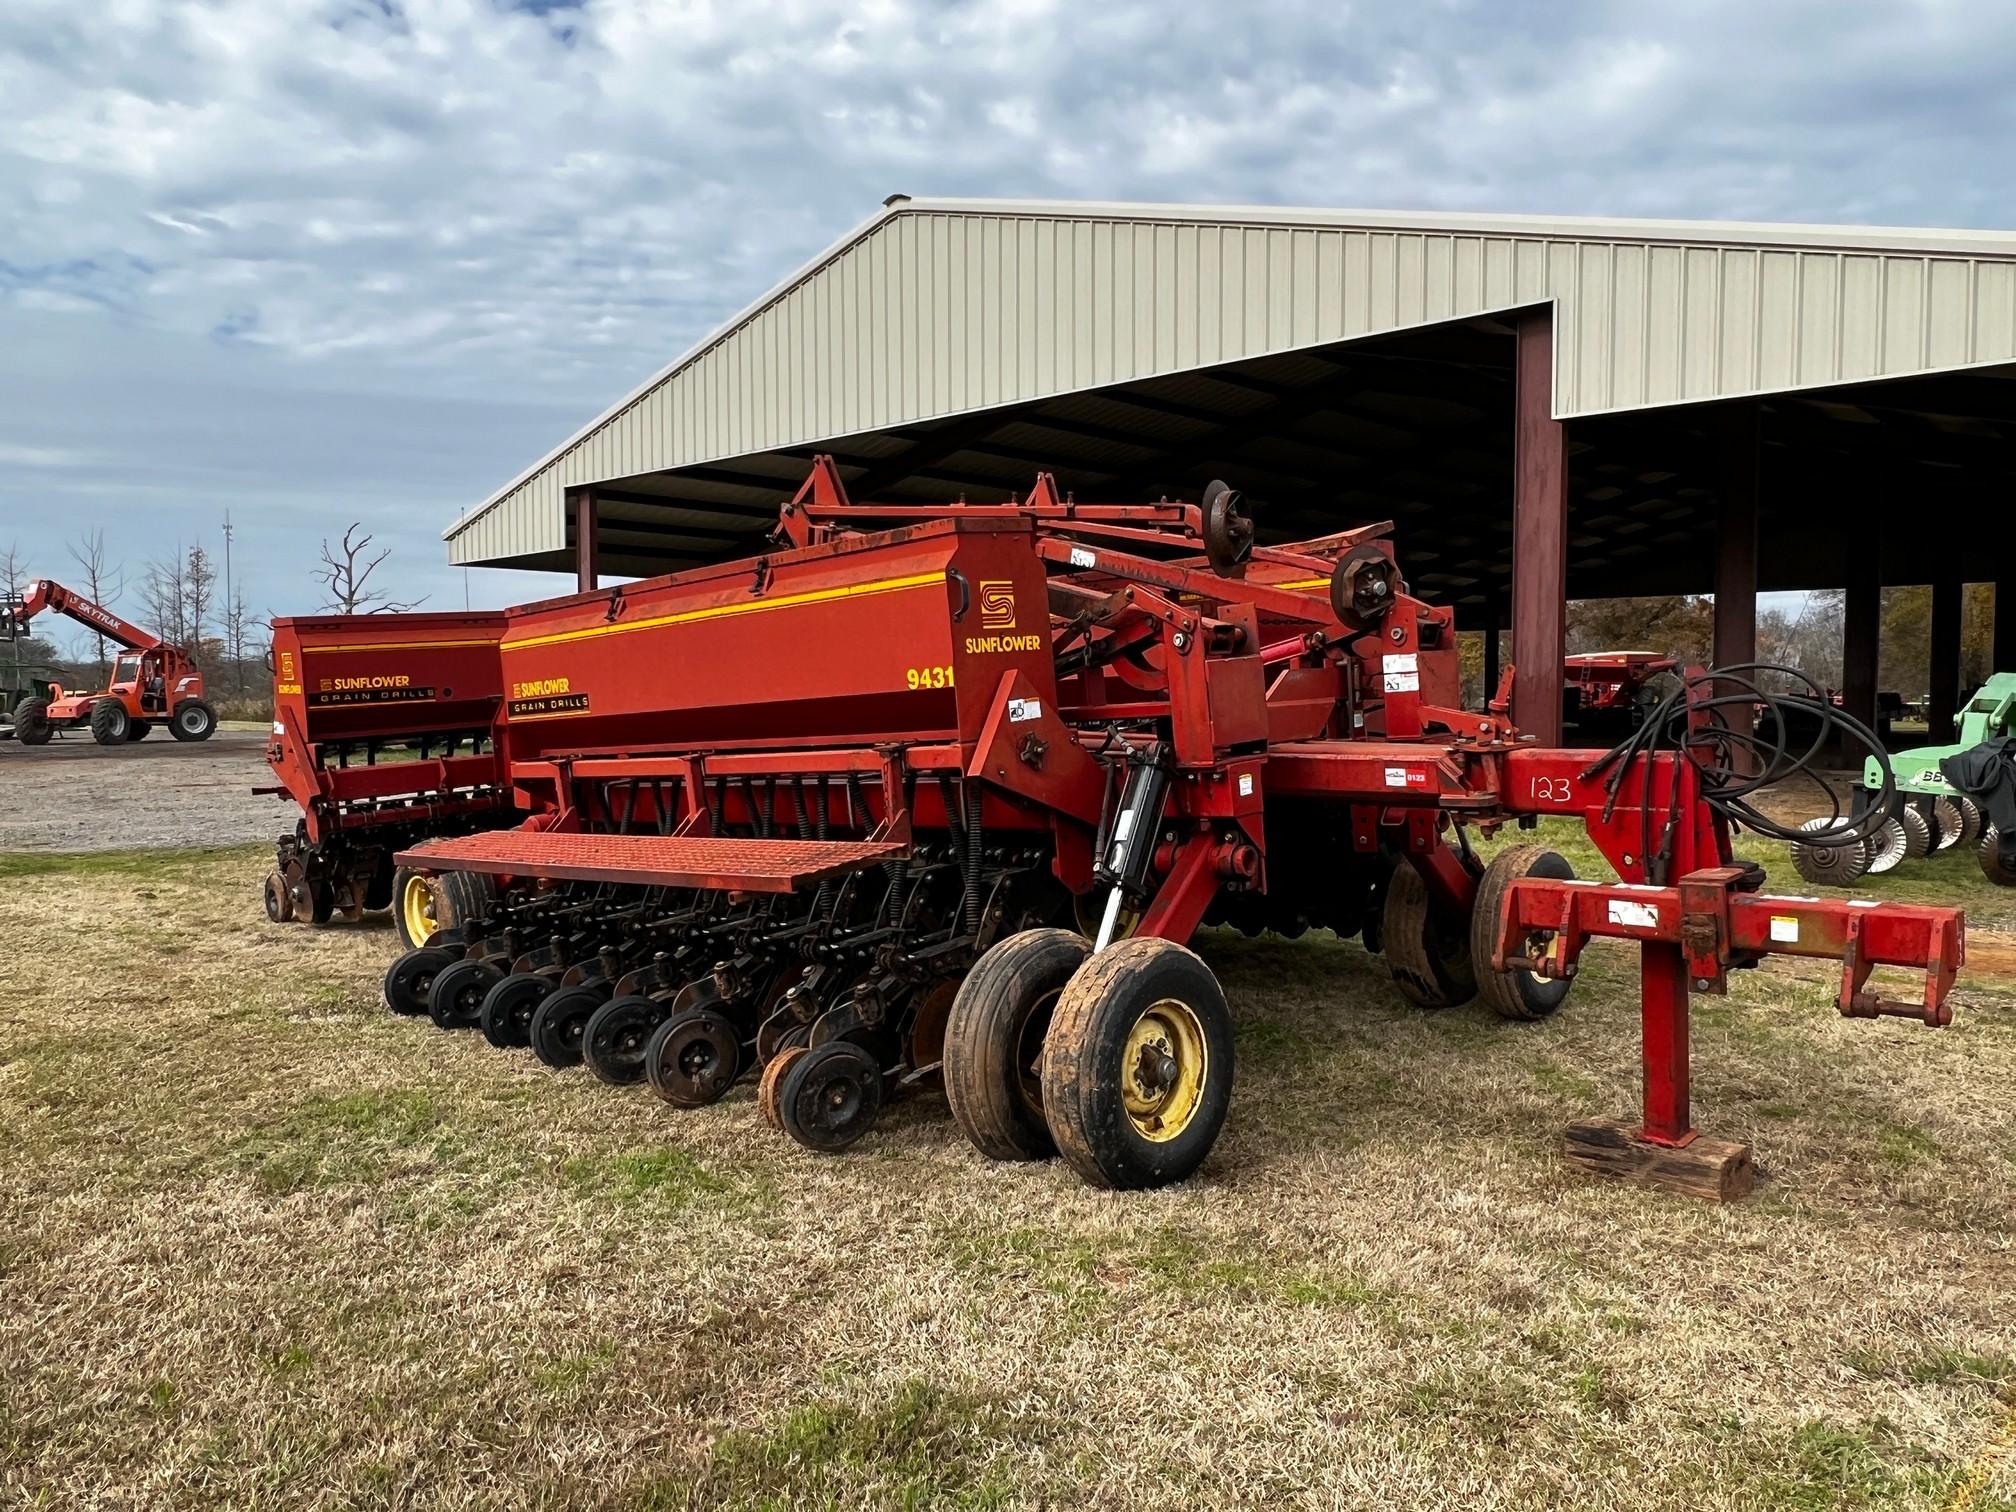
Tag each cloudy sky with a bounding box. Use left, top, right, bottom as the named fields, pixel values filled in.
left=2, top=0, right=2012, bottom=638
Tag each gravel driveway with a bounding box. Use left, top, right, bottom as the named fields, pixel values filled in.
left=0, top=728, right=290, bottom=852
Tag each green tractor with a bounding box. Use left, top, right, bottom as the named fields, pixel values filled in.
left=0, top=671, right=60, bottom=743
left=1791, top=673, right=2014, bottom=886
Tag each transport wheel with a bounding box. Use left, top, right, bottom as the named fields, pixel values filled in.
left=1789, top=816, right=1871, bottom=887
left=1926, top=797, right=1964, bottom=852
left=1954, top=796, right=1985, bottom=850
left=1381, top=862, right=1477, bottom=1008
left=777, top=1041, right=884, bottom=1153
left=126, top=719, right=151, bottom=741
left=944, top=928, right=1090, bottom=1162
left=12, top=698, right=51, bottom=746
left=1896, top=804, right=1932, bottom=861
left=480, top=973, right=554, bottom=1049
left=1980, top=828, right=2016, bottom=887
left=1469, top=844, right=1577, bottom=1021
left=757, top=1044, right=810, bottom=1131
left=263, top=871, right=294, bottom=924
left=583, top=995, right=672, bottom=1086
left=1866, top=816, right=1912, bottom=875
left=442, top=870, right=499, bottom=927
left=384, top=946, right=458, bottom=1017
left=529, top=984, right=607, bottom=1069
left=392, top=868, right=442, bottom=949
left=1199, top=480, right=1254, bottom=575
left=169, top=700, right=216, bottom=741
left=89, top=697, right=129, bottom=745
left=644, top=1008, right=745, bottom=1108
left=1039, top=936, right=1234, bottom=1191
left=428, top=957, right=505, bottom=1031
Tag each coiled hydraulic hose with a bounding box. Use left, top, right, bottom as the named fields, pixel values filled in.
left=1582, top=663, right=1896, bottom=881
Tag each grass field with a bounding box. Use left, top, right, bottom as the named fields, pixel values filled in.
left=3, top=835, right=2015, bottom=1510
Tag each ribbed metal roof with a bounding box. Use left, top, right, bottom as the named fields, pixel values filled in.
left=446, top=197, right=2016, bottom=568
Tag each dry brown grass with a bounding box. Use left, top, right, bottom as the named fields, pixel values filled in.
left=3, top=840, right=2015, bottom=1510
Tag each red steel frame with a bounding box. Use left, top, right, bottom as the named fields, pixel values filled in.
left=264, top=456, right=1968, bottom=1173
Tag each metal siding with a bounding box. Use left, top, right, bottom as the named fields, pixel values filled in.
left=450, top=202, right=2016, bottom=564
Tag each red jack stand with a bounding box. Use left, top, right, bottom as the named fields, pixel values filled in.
left=1562, top=940, right=1755, bottom=1201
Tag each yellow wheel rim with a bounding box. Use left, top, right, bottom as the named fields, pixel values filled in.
left=1120, top=997, right=1208, bottom=1143
left=401, top=873, right=440, bottom=944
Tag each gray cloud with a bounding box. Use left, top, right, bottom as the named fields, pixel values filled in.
left=1, top=0, right=2012, bottom=623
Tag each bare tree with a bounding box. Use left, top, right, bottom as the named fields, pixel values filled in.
left=316, top=525, right=424, bottom=614
left=186, top=544, right=217, bottom=655
left=66, top=529, right=125, bottom=679
left=140, top=548, right=191, bottom=651
left=225, top=582, right=255, bottom=696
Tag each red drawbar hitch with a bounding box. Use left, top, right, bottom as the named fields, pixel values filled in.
left=1497, top=867, right=1964, bottom=1196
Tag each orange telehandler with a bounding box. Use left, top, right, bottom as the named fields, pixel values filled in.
left=0, top=580, right=216, bottom=746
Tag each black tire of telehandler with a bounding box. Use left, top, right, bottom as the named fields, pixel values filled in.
left=1382, top=862, right=1478, bottom=1009
left=480, top=972, right=554, bottom=1049
left=126, top=719, right=151, bottom=741
left=428, top=957, right=505, bottom=1031
left=169, top=700, right=216, bottom=741
left=944, top=928, right=1090, bottom=1162
left=89, top=697, right=129, bottom=745
left=1039, top=936, right=1234, bottom=1191
left=384, top=946, right=459, bottom=1017
left=1469, top=844, right=1577, bottom=1021
left=12, top=698, right=51, bottom=745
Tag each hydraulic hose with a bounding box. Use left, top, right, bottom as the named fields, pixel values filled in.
left=1583, top=663, right=1896, bottom=865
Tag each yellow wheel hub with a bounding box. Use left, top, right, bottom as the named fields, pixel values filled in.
left=1119, top=998, right=1208, bottom=1142
left=401, top=874, right=440, bottom=944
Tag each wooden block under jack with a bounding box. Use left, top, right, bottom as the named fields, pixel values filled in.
left=1563, top=1118, right=1756, bottom=1201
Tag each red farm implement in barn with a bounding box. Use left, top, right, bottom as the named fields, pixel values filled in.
left=0, top=579, right=217, bottom=746
left=288, top=460, right=1964, bottom=1198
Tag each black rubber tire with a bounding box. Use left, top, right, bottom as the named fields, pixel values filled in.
left=442, top=870, right=499, bottom=927
left=428, top=957, right=504, bottom=1031
left=1980, top=828, right=2016, bottom=887
left=583, top=995, right=672, bottom=1086
left=944, top=928, right=1090, bottom=1162
left=777, top=1040, right=884, bottom=1153
left=12, top=697, right=51, bottom=746
left=126, top=719, right=151, bottom=741
left=480, top=973, right=554, bottom=1049
left=384, top=946, right=458, bottom=1017
left=1382, top=861, right=1478, bottom=1008
left=169, top=699, right=216, bottom=742
left=1469, top=844, right=1576, bottom=1021
left=1039, top=936, right=1234, bottom=1191
left=89, top=697, right=129, bottom=745
left=263, top=871, right=294, bottom=924
left=643, top=1007, right=745, bottom=1108
left=529, top=983, right=606, bottom=1068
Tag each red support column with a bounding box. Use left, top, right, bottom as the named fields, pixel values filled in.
left=1512, top=310, right=1566, bottom=745
left=572, top=488, right=598, bottom=593
left=1929, top=575, right=1962, bottom=744
left=1638, top=942, right=1693, bottom=1145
